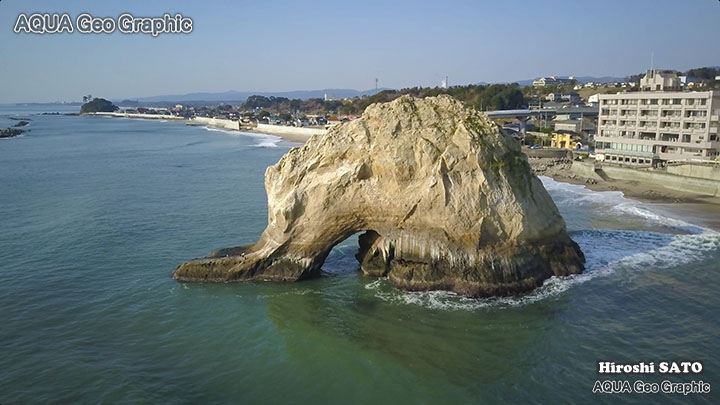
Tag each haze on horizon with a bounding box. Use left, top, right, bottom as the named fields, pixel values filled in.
left=0, top=0, right=719, bottom=103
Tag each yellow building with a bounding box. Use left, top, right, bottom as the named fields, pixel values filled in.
left=551, top=131, right=582, bottom=149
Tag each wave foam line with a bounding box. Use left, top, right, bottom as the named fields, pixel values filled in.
left=367, top=229, right=720, bottom=311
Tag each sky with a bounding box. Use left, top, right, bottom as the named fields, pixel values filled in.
left=0, top=0, right=719, bottom=103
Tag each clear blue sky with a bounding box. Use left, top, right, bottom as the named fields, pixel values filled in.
left=1, top=0, right=719, bottom=103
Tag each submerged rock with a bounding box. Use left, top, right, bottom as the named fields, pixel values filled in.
left=174, top=95, right=584, bottom=296
left=0, top=127, right=25, bottom=138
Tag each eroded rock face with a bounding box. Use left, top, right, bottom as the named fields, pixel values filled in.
left=173, top=95, right=584, bottom=296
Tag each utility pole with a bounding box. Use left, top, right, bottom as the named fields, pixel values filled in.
left=375, top=78, right=378, bottom=92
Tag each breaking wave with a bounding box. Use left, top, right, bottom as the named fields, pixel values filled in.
left=362, top=177, right=719, bottom=311
left=203, top=127, right=281, bottom=148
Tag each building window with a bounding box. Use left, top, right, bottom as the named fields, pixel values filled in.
left=684, top=122, right=706, bottom=130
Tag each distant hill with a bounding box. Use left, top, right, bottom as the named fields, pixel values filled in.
left=136, top=88, right=388, bottom=103
left=127, top=65, right=718, bottom=105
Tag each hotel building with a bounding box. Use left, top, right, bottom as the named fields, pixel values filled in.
left=595, top=89, right=720, bottom=166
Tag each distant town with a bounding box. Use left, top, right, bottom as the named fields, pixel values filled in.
left=80, top=66, right=720, bottom=167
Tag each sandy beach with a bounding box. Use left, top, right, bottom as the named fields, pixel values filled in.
left=90, top=112, right=322, bottom=143
left=529, top=155, right=720, bottom=230
left=558, top=175, right=720, bottom=230
left=244, top=127, right=316, bottom=143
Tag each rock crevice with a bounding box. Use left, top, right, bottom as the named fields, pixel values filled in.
left=173, top=95, right=584, bottom=296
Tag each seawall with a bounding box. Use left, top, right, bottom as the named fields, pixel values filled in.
left=571, top=161, right=720, bottom=197
left=91, top=112, right=185, bottom=120
left=88, top=112, right=327, bottom=143
left=666, top=164, right=720, bottom=181
left=255, top=123, right=326, bottom=137
left=191, top=117, right=239, bottom=130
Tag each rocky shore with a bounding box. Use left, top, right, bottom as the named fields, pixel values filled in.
left=0, top=127, right=25, bottom=139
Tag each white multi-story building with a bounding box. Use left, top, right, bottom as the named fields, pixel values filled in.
left=595, top=90, right=720, bottom=166
left=533, top=77, right=558, bottom=87
left=639, top=70, right=680, bottom=91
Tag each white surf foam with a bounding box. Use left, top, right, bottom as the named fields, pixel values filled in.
left=539, top=176, right=713, bottom=234
left=0, top=134, right=26, bottom=140
left=365, top=178, right=720, bottom=311
left=368, top=230, right=719, bottom=311
left=202, top=126, right=238, bottom=135
left=203, top=127, right=282, bottom=148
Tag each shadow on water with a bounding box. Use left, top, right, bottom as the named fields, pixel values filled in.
left=249, top=234, right=573, bottom=397
left=254, top=223, right=719, bottom=397
left=262, top=282, right=571, bottom=397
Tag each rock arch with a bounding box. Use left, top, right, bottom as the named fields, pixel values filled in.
left=173, top=95, right=584, bottom=297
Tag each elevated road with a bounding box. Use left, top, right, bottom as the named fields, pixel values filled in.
left=484, top=106, right=598, bottom=119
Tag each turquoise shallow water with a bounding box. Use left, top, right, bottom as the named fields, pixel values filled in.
left=1, top=106, right=719, bottom=404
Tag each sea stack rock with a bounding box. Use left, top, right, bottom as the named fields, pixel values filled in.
left=174, top=95, right=584, bottom=296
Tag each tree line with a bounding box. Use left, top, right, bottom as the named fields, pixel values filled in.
left=241, top=84, right=527, bottom=117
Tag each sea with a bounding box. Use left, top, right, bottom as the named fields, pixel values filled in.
left=1, top=105, right=718, bottom=404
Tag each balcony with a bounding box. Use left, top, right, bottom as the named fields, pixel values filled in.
left=604, top=148, right=657, bottom=158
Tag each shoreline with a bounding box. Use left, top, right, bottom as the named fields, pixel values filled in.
left=88, top=112, right=719, bottom=229
left=88, top=112, right=324, bottom=144
left=534, top=160, right=720, bottom=231
left=243, top=128, right=312, bottom=143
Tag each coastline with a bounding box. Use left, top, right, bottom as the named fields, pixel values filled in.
left=88, top=112, right=719, bottom=229
left=89, top=112, right=324, bottom=144
left=533, top=160, right=720, bottom=231
left=243, top=128, right=313, bottom=143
